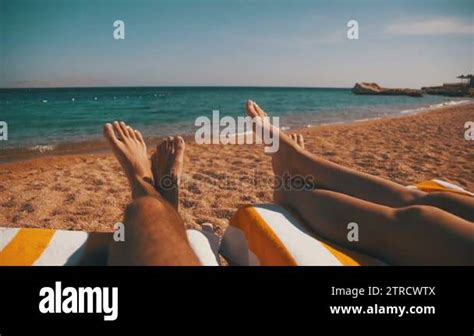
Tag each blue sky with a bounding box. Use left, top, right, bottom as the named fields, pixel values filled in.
left=0, top=0, right=472, bottom=88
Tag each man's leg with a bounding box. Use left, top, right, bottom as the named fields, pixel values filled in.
left=108, top=195, right=199, bottom=266
left=246, top=100, right=474, bottom=221
left=151, top=136, right=185, bottom=211
left=103, top=121, right=200, bottom=266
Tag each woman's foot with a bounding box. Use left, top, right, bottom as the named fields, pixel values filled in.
left=151, top=136, right=185, bottom=210
left=246, top=100, right=304, bottom=177
left=246, top=101, right=315, bottom=204
left=103, top=121, right=156, bottom=199
left=289, top=133, right=305, bottom=150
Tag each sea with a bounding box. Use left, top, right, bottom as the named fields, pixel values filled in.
left=0, top=86, right=470, bottom=160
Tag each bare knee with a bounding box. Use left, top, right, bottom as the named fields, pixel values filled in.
left=399, top=188, right=427, bottom=206
left=391, top=204, right=474, bottom=265
left=410, top=191, right=444, bottom=205
left=407, top=191, right=467, bottom=209
left=395, top=205, right=441, bottom=227
left=409, top=191, right=474, bottom=222
left=396, top=205, right=436, bottom=222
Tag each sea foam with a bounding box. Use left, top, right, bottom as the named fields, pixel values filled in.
left=400, top=100, right=471, bottom=114
left=28, top=145, right=56, bottom=153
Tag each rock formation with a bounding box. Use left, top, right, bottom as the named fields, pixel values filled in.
left=422, top=84, right=473, bottom=97
left=352, top=82, right=423, bottom=97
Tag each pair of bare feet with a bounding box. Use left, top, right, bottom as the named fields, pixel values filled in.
left=103, top=121, right=185, bottom=209
left=245, top=100, right=308, bottom=202
left=245, top=100, right=305, bottom=170
left=103, top=101, right=306, bottom=209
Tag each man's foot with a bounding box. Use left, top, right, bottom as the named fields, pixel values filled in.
left=246, top=100, right=303, bottom=177
left=151, top=136, right=185, bottom=209
left=103, top=121, right=155, bottom=198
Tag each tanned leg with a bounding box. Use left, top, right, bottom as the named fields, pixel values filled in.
left=151, top=136, right=185, bottom=211
left=102, top=121, right=199, bottom=266
left=246, top=100, right=474, bottom=221
left=275, top=188, right=474, bottom=265
left=247, top=101, right=474, bottom=265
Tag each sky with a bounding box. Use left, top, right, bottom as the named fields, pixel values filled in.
left=0, top=0, right=473, bottom=88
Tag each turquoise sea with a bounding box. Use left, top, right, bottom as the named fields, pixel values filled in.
left=0, top=87, right=469, bottom=154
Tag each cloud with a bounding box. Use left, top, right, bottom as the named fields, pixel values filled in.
left=386, top=17, right=473, bottom=35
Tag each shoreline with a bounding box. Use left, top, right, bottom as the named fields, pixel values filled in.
left=2, top=99, right=471, bottom=164
left=0, top=102, right=473, bottom=233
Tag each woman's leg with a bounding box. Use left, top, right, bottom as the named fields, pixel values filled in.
left=246, top=100, right=474, bottom=221
left=275, top=188, right=474, bottom=265
left=246, top=100, right=474, bottom=265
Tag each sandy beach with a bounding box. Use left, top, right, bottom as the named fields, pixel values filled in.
left=1, top=102, right=473, bottom=235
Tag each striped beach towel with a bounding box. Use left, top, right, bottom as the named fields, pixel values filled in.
left=0, top=228, right=220, bottom=266
left=219, top=179, right=473, bottom=266
left=1, top=179, right=471, bottom=267
left=220, top=204, right=383, bottom=266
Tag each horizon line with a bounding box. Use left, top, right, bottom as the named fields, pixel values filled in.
left=0, top=85, right=353, bottom=90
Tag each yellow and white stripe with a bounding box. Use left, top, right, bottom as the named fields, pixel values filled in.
left=34, top=230, right=89, bottom=266
left=0, top=228, right=87, bottom=266
left=221, top=204, right=382, bottom=266
left=0, top=228, right=20, bottom=251
left=412, top=179, right=474, bottom=196
left=0, top=227, right=220, bottom=266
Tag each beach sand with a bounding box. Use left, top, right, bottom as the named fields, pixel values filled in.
left=1, top=103, right=473, bottom=235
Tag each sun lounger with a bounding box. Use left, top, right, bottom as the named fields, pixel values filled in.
left=219, top=179, right=473, bottom=266
left=220, top=203, right=383, bottom=266
left=408, top=179, right=474, bottom=196
left=0, top=227, right=220, bottom=266
left=1, top=180, right=470, bottom=267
